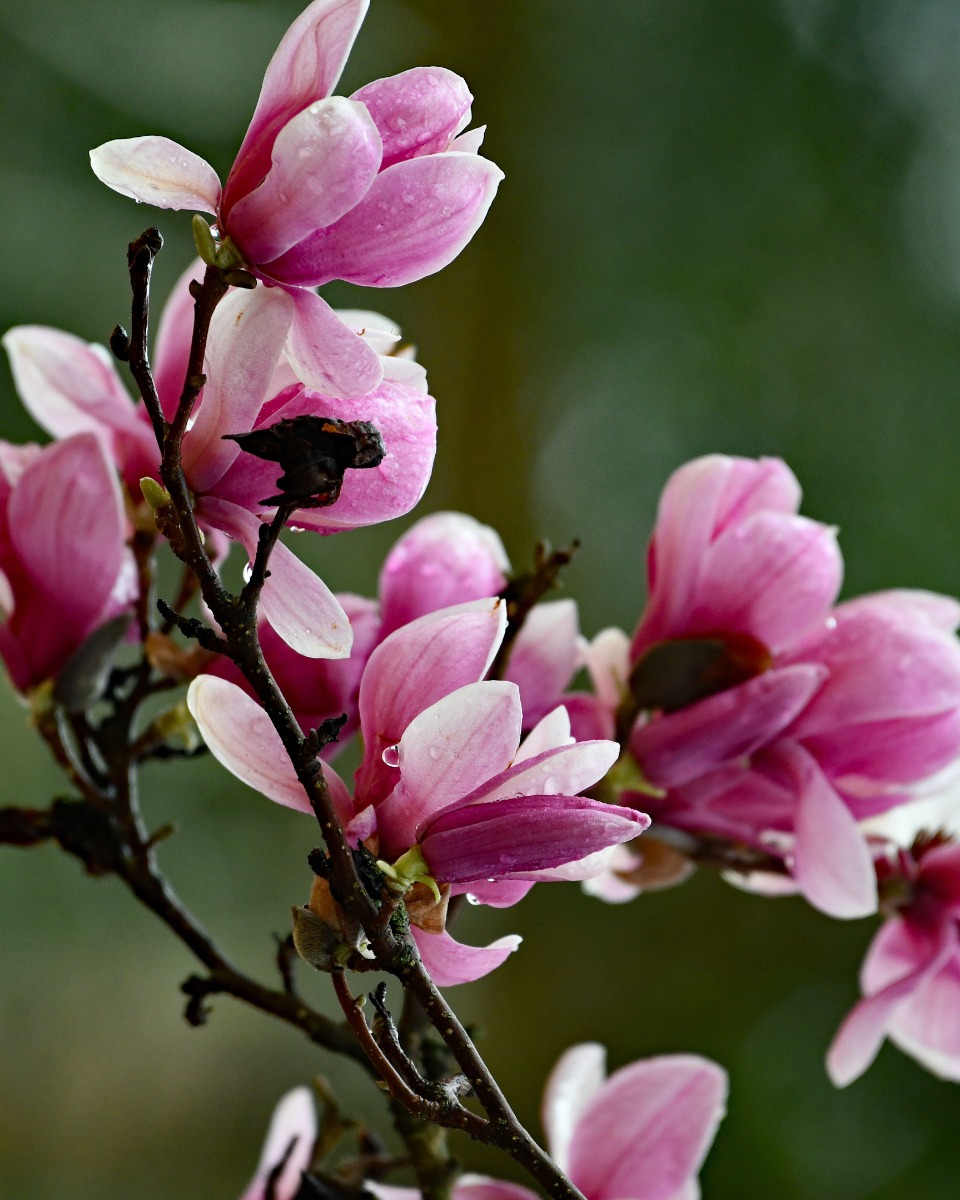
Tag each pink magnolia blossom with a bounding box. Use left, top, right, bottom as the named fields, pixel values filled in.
left=89, top=0, right=502, bottom=397
left=369, top=1043, right=727, bottom=1200
left=238, top=1086, right=316, bottom=1200
left=0, top=434, right=135, bottom=694
left=5, top=273, right=437, bottom=662
left=184, top=288, right=435, bottom=659
left=828, top=838, right=960, bottom=1086
left=378, top=511, right=510, bottom=640
left=604, top=455, right=960, bottom=920
left=2, top=326, right=159, bottom=494
left=188, top=599, right=646, bottom=984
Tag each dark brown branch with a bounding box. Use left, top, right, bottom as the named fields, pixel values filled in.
left=125, top=228, right=166, bottom=446
left=119, top=229, right=584, bottom=1200
left=331, top=970, right=486, bottom=1139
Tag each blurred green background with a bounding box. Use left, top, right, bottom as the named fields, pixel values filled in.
left=3, top=0, right=960, bottom=1196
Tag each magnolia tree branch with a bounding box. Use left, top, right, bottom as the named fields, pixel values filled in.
left=114, top=229, right=586, bottom=1200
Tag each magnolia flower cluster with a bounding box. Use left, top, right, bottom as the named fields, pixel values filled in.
left=7, top=1, right=960, bottom=1196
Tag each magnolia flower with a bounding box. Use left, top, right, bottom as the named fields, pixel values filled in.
left=184, top=287, right=435, bottom=659
left=377, top=511, right=510, bottom=640
left=89, top=0, right=503, bottom=397
left=188, top=599, right=647, bottom=984
left=238, top=1087, right=316, bottom=1200
left=600, top=455, right=960, bottom=920
left=369, top=1043, right=727, bottom=1200
left=4, top=271, right=437, bottom=661
left=828, top=838, right=960, bottom=1086
left=0, top=434, right=135, bottom=694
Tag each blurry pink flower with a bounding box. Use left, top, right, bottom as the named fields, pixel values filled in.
left=0, top=434, right=135, bottom=693
left=377, top=512, right=587, bottom=730
left=188, top=600, right=646, bottom=984
left=828, top=839, right=960, bottom=1086
left=369, top=1043, right=726, bottom=1200
left=239, top=1086, right=316, bottom=1200
left=3, top=326, right=160, bottom=493
left=90, top=0, right=502, bottom=397
left=378, top=511, right=510, bottom=640
left=611, top=455, right=960, bottom=920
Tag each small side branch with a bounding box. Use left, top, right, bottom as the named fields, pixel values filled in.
left=489, top=539, right=579, bottom=680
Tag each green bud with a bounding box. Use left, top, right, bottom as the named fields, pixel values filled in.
left=192, top=215, right=218, bottom=267
left=140, top=477, right=170, bottom=512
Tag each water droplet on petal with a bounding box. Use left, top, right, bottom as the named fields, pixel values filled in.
left=465, top=893, right=481, bottom=906
left=242, top=561, right=253, bottom=583
left=382, top=743, right=401, bottom=768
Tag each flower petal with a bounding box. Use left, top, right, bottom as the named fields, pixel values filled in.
left=351, top=67, right=472, bottom=169
left=217, top=373, right=434, bottom=531
left=199, top=497, right=352, bottom=660
left=223, top=0, right=369, bottom=215
left=542, top=1043, right=608, bottom=1173
left=229, top=97, right=382, bottom=264
left=154, top=259, right=204, bottom=421
left=788, top=744, right=877, bottom=919
left=504, top=600, right=580, bottom=724
left=465, top=740, right=620, bottom=808
left=265, top=153, right=504, bottom=288
left=420, top=796, right=648, bottom=884
left=10, top=434, right=125, bottom=635
left=377, top=681, right=521, bottom=854
left=411, top=926, right=521, bottom=986
left=454, top=879, right=534, bottom=908
left=2, top=325, right=157, bottom=484
left=187, top=675, right=353, bottom=823
left=696, top=512, right=842, bottom=653
left=240, top=1086, right=316, bottom=1200
left=355, top=599, right=506, bottom=806
left=285, top=287, right=383, bottom=397
left=183, top=287, right=294, bottom=493
left=515, top=707, right=574, bottom=761
left=89, top=136, right=220, bottom=211
left=567, top=1055, right=727, bottom=1200
left=633, top=456, right=801, bottom=653
left=378, top=511, right=509, bottom=640
left=827, top=917, right=957, bottom=1087
left=885, top=950, right=960, bottom=1081
left=630, top=665, right=827, bottom=789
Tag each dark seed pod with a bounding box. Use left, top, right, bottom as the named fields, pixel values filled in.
left=224, top=416, right=386, bottom=509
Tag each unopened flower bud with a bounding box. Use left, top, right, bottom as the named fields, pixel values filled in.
left=191, top=215, right=218, bottom=267
left=140, top=477, right=170, bottom=512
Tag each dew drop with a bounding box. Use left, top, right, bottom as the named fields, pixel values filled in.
left=465, top=893, right=481, bottom=906
left=242, top=561, right=253, bottom=583
left=382, top=743, right=401, bottom=768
